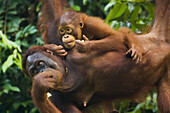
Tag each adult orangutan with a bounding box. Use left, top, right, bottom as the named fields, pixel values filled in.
left=22, top=40, right=170, bottom=113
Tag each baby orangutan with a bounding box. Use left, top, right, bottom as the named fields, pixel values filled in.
left=47, top=11, right=144, bottom=63
left=40, top=0, right=144, bottom=63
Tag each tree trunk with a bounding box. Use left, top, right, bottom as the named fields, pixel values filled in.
left=151, top=0, right=170, bottom=42
left=138, top=0, right=170, bottom=44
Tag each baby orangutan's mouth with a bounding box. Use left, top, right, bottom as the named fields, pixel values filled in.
left=66, top=41, right=74, bottom=45
left=64, top=40, right=76, bottom=49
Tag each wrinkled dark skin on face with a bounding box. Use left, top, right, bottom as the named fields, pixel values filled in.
left=22, top=44, right=170, bottom=113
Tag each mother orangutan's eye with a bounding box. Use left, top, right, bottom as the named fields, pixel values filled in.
left=47, top=50, right=53, bottom=55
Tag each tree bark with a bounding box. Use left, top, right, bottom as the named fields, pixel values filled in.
left=139, top=0, right=170, bottom=43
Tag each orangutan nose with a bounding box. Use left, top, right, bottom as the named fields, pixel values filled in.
left=64, top=35, right=69, bottom=38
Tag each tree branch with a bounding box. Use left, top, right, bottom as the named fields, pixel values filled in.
left=150, top=0, right=170, bottom=43
left=4, top=0, right=8, bottom=34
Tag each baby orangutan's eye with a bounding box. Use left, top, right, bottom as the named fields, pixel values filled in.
left=46, top=50, right=53, bottom=55
left=60, top=29, right=65, bottom=35
left=66, top=28, right=72, bottom=33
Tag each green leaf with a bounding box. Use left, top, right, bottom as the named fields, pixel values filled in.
left=106, top=3, right=127, bottom=22
left=36, top=38, right=44, bottom=45
left=3, top=89, right=9, bottom=94
left=21, top=39, right=29, bottom=47
left=17, top=53, right=22, bottom=70
left=7, top=27, right=18, bottom=33
left=2, top=83, right=20, bottom=93
left=0, top=30, right=8, bottom=47
left=0, top=10, right=5, bottom=15
left=0, top=31, right=22, bottom=52
left=132, top=102, right=145, bottom=113
left=24, top=32, right=29, bottom=37
left=104, top=2, right=116, bottom=12
left=7, top=18, right=21, bottom=32
left=83, top=0, right=88, bottom=5
left=15, top=31, right=23, bottom=40
left=0, top=92, right=3, bottom=96
left=114, top=4, right=127, bottom=18
left=13, top=100, right=32, bottom=110
left=13, top=103, right=20, bottom=110
left=29, top=28, right=37, bottom=35
left=2, top=54, right=14, bottom=73
left=30, top=107, right=38, bottom=113
left=106, top=3, right=120, bottom=21
left=122, top=9, right=130, bottom=21
left=145, top=3, right=155, bottom=19
left=130, top=5, right=141, bottom=22
left=9, top=86, right=20, bottom=92
left=8, top=11, right=17, bottom=15
left=72, top=5, right=81, bottom=11
left=36, top=2, right=42, bottom=12
left=22, top=25, right=31, bottom=34
left=115, top=22, right=120, bottom=30
left=13, top=49, right=17, bottom=58
left=9, top=41, right=22, bottom=52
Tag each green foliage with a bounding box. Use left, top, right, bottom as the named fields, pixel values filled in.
left=131, top=93, right=158, bottom=113
left=0, top=0, right=156, bottom=113
left=0, top=0, right=42, bottom=112
left=113, top=92, right=158, bottom=113
left=105, top=0, right=155, bottom=32
left=69, top=0, right=110, bottom=18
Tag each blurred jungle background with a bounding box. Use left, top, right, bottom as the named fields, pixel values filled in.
left=0, top=0, right=156, bottom=113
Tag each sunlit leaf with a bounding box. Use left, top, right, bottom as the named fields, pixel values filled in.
left=17, top=53, right=22, bottom=70
left=2, top=55, right=14, bottom=73
left=0, top=31, right=22, bottom=52
left=114, top=4, right=127, bottom=18
left=106, top=3, right=127, bottom=21
left=0, top=31, right=8, bottom=47
left=9, top=41, right=22, bottom=52
left=72, top=5, right=81, bottom=11
left=3, top=89, right=9, bottom=94
left=13, top=49, right=17, bottom=58
left=104, top=2, right=116, bottom=12
left=9, top=86, right=20, bottom=92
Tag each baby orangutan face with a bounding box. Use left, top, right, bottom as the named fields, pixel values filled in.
left=57, top=11, right=84, bottom=49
